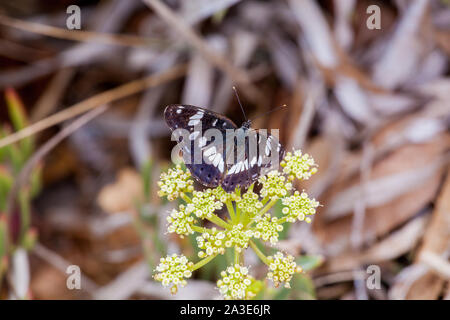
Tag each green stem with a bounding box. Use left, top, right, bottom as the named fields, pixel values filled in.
left=234, top=247, right=239, bottom=265
left=181, top=193, right=192, bottom=203
left=191, top=253, right=218, bottom=271
left=225, top=200, right=235, bottom=222
left=277, top=217, right=288, bottom=224
left=245, top=198, right=278, bottom=228
left=250, top=240, right=270, bottom=265
left=206, top=214, right=232, bottom=230
left=192, top=225, right=215, bottom=234
left=133, top=213, right=155, bottom=269
left=18, top=189, right=30, bottom=242
left=257, top=199, right=277, bottom=218
left=235, top=189, right=241, bottom=222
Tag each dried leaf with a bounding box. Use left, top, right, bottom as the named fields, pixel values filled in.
left=97, top=168, right=143, bottom=214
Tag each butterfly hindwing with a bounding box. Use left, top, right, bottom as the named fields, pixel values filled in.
left=221, top=130, right=285, bottom=192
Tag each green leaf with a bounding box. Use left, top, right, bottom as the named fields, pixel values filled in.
left=272, top=287, right=291, bottom=300
left=21, top=228, right=37, bottom=250
left=1, top=125, right=25, bottom=172
left=0, top=216, right=8, bottom=258
left=248, top=280, right=264, bottom=299
left=0, top=127, right=10, bottom=163
left=30, top=164, right=42, bottom=198
left=296, top=254, right=324, bottom=272
left=5, top=88, right=27, bottom=131
left=291, top=273, right=316, bottom=300
left=18, top=188, right=31, bottom=242
left=5, top=88, right=33, bottom=159
left=273, top=199, right=291, bottom=239
left=0, top=167, right=13, bottom=211
left=7, top=143, right=24, bottom=174
left=140, top=159, right=153, bottom=201
left=271, top=256, right=322, bottom=300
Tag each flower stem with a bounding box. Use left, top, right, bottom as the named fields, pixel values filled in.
left=192, top=225, right=215, bottom=234
left=181, top=193, right=192, bottom=203
left=225, top=200, right=235, bottom=222
left=206, top=214, right=232, bottom=230
left=234, top=248, right=239, bottom=265
left=257, top=198, right=277, bottom=218
left=277, top=217, right=288, bottom=224
left=250, top=240, right=270, bottom=265
left=191, top=253, right=218, bottom=271
left=246, top=198, right=278, bottom=228
left=235, top=189, right=241, bottom=221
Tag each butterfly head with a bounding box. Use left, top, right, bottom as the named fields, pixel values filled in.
left=241, top=120, right=252, bottom=130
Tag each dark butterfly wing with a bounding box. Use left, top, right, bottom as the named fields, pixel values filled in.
left=164, top=104, right=238, bottom=187
left=164, top=104, right=237, bottom=133
left=221, top=130, right=285, bottom=192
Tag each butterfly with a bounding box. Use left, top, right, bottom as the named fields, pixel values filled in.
left=164, top=104, right=285, bottom=192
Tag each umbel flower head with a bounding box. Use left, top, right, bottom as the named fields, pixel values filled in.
left=217, top=264, right=256, bottom=300
left=236, top=190, right=263, bottom=217
left=153, top=254, right=193, bottom=294
left=281, top=150, right=317, bottom=181
left=186, top=189, right=223, bottom=219
left=155, top=149, right=319, bottom=299
left=157, top=165, right=194, bottom=201
left=166, top=205, right=195, bottom=237
left=259, top=170, right=292, bottom=199
left=252, top=214, right=283, bottom=245
left=282, top=191, right=320, bottom=223
left=266, top=252, right=301, bottom=288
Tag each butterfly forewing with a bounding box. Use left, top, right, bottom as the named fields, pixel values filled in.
left=164, top=105, right=237, bottom=187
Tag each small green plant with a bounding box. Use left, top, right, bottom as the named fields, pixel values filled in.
left=154, top=150, right=320, bottom=299
left=0, top=88, right=40, bottom=291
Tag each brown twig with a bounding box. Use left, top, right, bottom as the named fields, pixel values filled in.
left=31, top=68, right=76, bottom=122
left=0, top=14, right=166, bottom=48
left=0, top=64, right=187, bottom=149
left=6, top=105, right=109, bottom=217
left=142, top=0, right=266, bottom=107
left=33, top=243, right=99, bottom=295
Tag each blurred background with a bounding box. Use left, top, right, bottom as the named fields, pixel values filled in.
left=0, top=0, right=449, bottom=300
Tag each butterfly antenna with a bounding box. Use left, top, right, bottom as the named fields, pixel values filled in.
left=233, top=86, right=247, bottom=121
left=250, top=104, right=287, bottom=122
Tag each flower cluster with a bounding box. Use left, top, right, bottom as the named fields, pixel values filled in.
left=157, top=165, right=194, bottom=201
left=197, top=223, right=254, bottom=258
left=266, top=252, right=301, bottom=288
left=154, top=149, right=320, bottom=299
left=217, top=264, right=256, bottom=300
left=197, top=228, right=226, bottom=257
left=186, top=189, right=223, bottom=219
left=252, top=214, right=283, bottom=245
left=281, top=191, right=319, bottom=223
left=166, top=205, right=196, bottom=237
left=212, top=186, right=240, bottom=203
left=225, top=223, right=254, bottom=252
left=259, top=170, right=292, bottom=199
left=236, top=190, right=263, bottom=217
left=153, top=254, right=193, bottom=294
left=281, top=150, right=317, bottom=181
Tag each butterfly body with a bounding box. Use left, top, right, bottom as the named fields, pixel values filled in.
left=164, top=104, right=284, bottom=192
